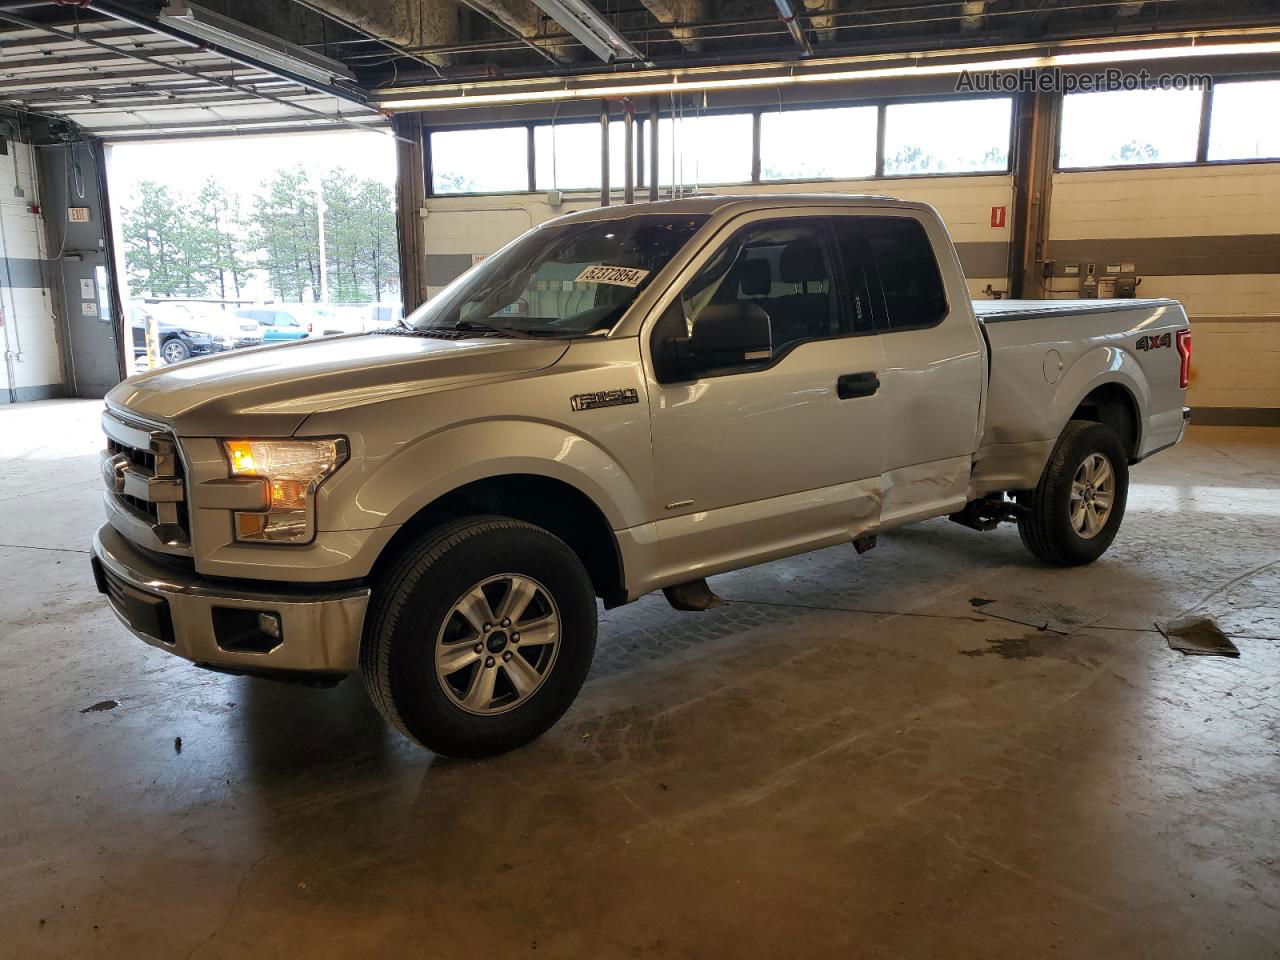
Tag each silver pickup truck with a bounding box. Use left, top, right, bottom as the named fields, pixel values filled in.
left=92, top=194, right=1192, bottom=756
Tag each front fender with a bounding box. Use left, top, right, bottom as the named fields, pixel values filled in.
left=325, top=418, right=648, bottom=535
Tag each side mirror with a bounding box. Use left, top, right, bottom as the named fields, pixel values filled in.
left=688, top=303, right=773, bottom=369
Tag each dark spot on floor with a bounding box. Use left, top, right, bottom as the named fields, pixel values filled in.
left=959, top=632, right=1100, bottom=665
left=80, top=699, right=119, bottom=713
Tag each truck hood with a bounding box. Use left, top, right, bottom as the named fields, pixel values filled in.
left=107, top=333, right=570, bottom=436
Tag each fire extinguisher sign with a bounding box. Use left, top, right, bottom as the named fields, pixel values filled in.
left=990, top=206, right=1007, bottom=228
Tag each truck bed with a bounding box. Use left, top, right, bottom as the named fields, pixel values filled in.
left=972, top=297, right=1179, bottom=323
left=970, top=296, right=1189, bottom=495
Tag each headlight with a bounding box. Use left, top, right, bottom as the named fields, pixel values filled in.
left=222, top=438, right=347, bottom=543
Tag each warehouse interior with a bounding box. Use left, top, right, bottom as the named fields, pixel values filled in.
left=1, top=0, right=1278, bottom=956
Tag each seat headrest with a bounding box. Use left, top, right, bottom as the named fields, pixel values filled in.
left=779, top=238, right=826, bottom=283
left=738, top=257, right=771, bottom=296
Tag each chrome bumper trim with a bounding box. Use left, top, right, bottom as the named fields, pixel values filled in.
left=92, top=524, right=369, bottom=674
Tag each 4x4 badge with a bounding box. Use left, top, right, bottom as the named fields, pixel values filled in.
left=1136, top=332, right=1171, bottom=351
left=570, top=388, right=639, bottom=412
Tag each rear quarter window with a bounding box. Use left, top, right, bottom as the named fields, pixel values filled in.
left=858, top=217, right=949, bottom=332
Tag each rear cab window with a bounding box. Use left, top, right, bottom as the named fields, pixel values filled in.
left=834, top=216, right=948, bottom=333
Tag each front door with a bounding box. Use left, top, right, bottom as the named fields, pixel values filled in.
left=644, top=213, right=888, bottom=580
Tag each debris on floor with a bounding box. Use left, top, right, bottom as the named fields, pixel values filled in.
left=1157, top=615, right=1241, bottom=658
left=970, top=595, right=1103, bottom=634
left=174, top=736, right=183, bottom=753
left=80, top=699, right=119, bottom=713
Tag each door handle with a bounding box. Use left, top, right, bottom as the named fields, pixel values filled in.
left=836, top=371, right=879, bottom=399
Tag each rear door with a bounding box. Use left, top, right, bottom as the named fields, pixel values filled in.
left=834, top=212, right=984, bottom=526
left=645, top=211, right=888, bottom=576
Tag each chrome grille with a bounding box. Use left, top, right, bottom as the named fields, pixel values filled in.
left=101, top=409, right=189, bottom=551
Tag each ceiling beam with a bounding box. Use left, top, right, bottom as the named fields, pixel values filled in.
left=637, top=0, right=707, bottom=51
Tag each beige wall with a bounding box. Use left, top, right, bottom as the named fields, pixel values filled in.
left=421, top=174, right=1015, bottom=302
left=1047, top=163, right=1280, bottom=412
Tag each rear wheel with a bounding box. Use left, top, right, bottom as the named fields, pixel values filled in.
left=1017, top=419, right=1129, bottom=566
left=360, top=516, right=597, bottom=758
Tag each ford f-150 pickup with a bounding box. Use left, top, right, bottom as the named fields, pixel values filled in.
left=91, top=194, right=1192, bottom=757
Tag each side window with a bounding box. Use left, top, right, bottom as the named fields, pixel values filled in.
left=677, top=220, right=842, bottom=357
left=856, top=217, right=948, bottom=331
left=829, top=218, right=877, bottom=335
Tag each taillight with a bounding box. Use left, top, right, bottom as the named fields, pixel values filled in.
left=1175, top=329, right=1192, bottom=389
left=307, top=322, right=314, bottom=333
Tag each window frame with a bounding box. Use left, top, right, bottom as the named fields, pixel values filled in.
left=425, top=120, right=536, bottom=197
left=757, top=102, right=880, bottom=184
left=1203, top=75, right=1280, bottom=165
left=423, top=92, right=1018, bottom=199
left=1053, top=71, right=1280, bottom=173
left=649, top=214, right=881, bottom=385
left=878, top=94, right=1016, bottom=179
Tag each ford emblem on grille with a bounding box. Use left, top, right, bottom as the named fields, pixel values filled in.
left=102, top=453, right=129, bottom=494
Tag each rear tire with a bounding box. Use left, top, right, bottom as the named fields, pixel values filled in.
left=360, top=516, right=597, bottom=758
left=1017, top=419, right=1129, bottom=566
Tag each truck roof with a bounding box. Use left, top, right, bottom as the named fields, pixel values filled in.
left=549, top=193, right=929, bottom=225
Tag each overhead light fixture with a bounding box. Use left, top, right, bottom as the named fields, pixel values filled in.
left=377, top=37, right=1280, bottom=110
left=528, top=0, right=648, bottom=65
left=159, top=1, right=356, bottom=86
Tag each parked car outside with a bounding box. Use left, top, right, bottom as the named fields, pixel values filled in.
left=298, top=304, right=366, bottom=336
left=235, top=307, right=311, bottom=342
left=365, top=302, right=403, bottom=331
left=147, top=302, right=263, bottom=349
left=128, top=303, right=228, bottom=365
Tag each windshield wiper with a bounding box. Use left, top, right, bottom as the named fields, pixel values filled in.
left=449, top=320, right=533, bottom=338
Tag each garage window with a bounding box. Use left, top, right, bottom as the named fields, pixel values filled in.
left=653, top=113, right=754, bottom=186
left=1058, top=88, right=1202, bottom=169
left=534, top=120, right=631, bottom=191
left=1208, top=80, right=1280, bottom=161
left=760, top=106, right=878, bottom=181
left=430, top=126, right=529, bottom=194
left=883, top=98, right=1012, bottom=175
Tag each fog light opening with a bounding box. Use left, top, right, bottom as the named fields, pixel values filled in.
left=212, top=607, right=284, bottom=654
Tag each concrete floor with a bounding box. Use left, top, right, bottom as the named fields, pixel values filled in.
left=1, top=399, right=1277, bottom=959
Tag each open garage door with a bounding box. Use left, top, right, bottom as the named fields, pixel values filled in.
left=0, top=2, right=399, bottom=389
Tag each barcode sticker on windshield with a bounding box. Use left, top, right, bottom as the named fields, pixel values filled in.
left=575, top=265, right=650, bottom=287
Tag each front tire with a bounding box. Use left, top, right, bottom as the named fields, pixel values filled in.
left=360, top=517, right=597, bottom=758
left=161, top=337, right=191, bottom=365
left=1017, top=419, right=1129, bottom=566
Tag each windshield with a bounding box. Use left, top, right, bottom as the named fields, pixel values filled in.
left=407, top=214, right=707, bottom=337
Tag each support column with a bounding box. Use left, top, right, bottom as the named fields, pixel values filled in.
left=648, top=95, right=660, bottom=201
left=600, top=99, right=611, bottom=207
left=1008, top=89, right=1059, bottom=299
left=623, top=99, right=635, bottom=205
left=394, top=114, right=428, bottom=315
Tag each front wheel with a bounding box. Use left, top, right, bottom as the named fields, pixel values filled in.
left=1017, top=419, right=1129, bottom=566
left=160, top=337, right=191, bottom=365
left=360, top=517, right=597, bottom=758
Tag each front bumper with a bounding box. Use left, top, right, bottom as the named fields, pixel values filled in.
left=91, top=524, right=369, bottom=676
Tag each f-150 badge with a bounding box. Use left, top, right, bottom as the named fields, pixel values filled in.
left=571, top=388, right=640, bottom=411
left=1136, top=333, right=1171, bottom=351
